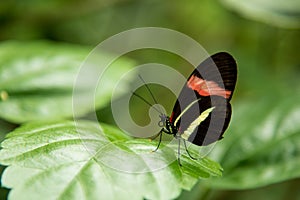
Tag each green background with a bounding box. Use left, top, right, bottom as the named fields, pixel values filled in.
left=0, top=0, right=300, bottom=199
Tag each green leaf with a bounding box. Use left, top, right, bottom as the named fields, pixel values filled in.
left=221, top=0, right=300, bottom=29
left=0, top=121, right=222, bottom=200
left=205, top=93, right=300, bottom=189
left=0, top=41, right=135, bottom=123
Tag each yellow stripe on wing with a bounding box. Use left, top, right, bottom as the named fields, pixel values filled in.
left=181, top=107, right=215, bottom=140
left=174, top=98, right=202, bottom=127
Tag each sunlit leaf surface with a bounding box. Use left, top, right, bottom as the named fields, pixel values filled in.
left=0, top=121, right=222, bottom=200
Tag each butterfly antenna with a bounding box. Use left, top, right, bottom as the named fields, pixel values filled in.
left=131, top=91, right=163, bottom=115
left=138, top=74, right=164, bottom=114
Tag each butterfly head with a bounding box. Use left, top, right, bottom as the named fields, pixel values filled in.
left=158, top=114, right=168, bottom=127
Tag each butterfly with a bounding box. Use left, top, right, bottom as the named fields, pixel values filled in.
left=134, top=52, right=237, bottom=165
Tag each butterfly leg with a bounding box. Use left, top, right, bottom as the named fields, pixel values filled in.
left=152, top=128, right=163, bottom=152
left=177, top=138, right=182, bottom=166
left=151, top=128, right=163, bottom=140
left=183, top=139, right=197, bottom=160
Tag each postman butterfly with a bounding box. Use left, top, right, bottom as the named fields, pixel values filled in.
left=133, top=52, right=237, bottom=165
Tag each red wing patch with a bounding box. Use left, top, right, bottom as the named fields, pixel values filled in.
left=169, top=111, right=175, bottom=123
left=187, top=75, right=231, bottom=99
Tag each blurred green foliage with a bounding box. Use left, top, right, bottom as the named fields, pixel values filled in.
left=0, top=41, right=135, bottom=123
left=0, top=0, right=299, bottom=200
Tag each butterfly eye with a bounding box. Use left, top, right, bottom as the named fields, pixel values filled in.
left=158, top=120, right=165, bottom=127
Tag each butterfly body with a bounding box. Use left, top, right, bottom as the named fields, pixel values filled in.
left=158, top=114, right=180, bottom=139
left=134, top=52, right=237, bottom=164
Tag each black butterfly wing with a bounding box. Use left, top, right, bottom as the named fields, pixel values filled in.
left=170, top=52, right=237, bottom=146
